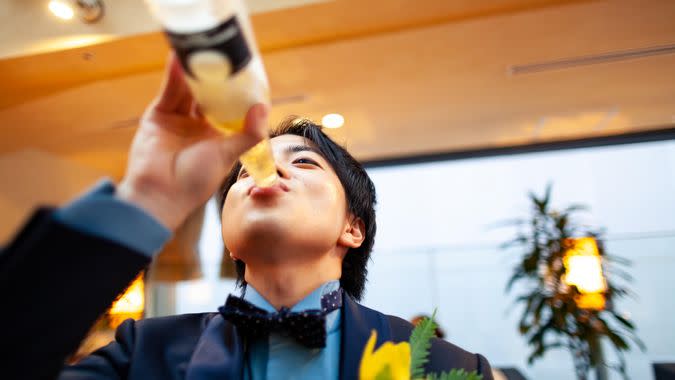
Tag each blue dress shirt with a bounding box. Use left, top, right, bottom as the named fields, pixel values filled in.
left=53, top=179, right=172, bottom=257
left=243, top=281, right=342, bottom=380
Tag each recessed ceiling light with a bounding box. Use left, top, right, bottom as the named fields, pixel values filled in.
left=322, top=113, right=344, bottom=129
left=49, top=0, right=75, bottom=20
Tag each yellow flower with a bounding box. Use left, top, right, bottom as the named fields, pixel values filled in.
left=359, top=330, right=411, bottom=380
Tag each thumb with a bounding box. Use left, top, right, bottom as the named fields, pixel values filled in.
left=218, top=103, right=269, bottom=164
left=242, top=103, right=269, bottom=142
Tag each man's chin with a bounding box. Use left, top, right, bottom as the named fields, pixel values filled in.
left=234, top=214, right=289, bottom=242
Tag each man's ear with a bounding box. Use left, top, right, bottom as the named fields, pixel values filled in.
left=338, top=216, right=365, bottom=249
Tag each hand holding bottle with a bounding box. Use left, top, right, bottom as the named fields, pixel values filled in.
left=144, top=0, right=279, bottom=187
left=118, top=55, right=268, bottom=230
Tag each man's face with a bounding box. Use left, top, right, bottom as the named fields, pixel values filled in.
left=221, top=134, right=350, bottom=262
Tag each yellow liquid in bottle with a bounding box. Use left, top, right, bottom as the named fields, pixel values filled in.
left=240, top=138, right=278, bottom=187
left=208, top=116, right=278, bottom=187
left=186, top=53, right=276, bottom=187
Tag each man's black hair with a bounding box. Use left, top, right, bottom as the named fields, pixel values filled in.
left=218, top=117, right=377, bottom=301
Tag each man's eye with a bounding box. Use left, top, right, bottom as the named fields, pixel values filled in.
left=238, top=169, right=249, bottom=179
left=293, top=157, right=321, bottom=167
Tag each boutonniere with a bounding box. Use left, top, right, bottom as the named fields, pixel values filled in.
left=359, top=312, right=483, bottom=380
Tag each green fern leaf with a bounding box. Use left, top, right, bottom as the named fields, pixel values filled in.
left=428, top=369, right=484, bottom=380
left=409, top=310, right=438, bottom=378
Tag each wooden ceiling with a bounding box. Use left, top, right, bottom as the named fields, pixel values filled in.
left=1, top=0, right=674, bottom=241
left=0, top=0, right=589, bottom=109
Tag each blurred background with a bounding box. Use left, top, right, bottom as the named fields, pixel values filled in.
left=1, top=0, right=674, bottom=379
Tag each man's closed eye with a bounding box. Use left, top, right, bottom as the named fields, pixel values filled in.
left=293, top=157, right=323, bottom=168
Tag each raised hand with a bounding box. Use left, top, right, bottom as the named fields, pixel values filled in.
left=118, top=54, right=268, bottom=230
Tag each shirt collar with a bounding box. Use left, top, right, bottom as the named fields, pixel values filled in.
left=242, top=280, right=342, bottom=335
left=242, top=280, right=341, bottom=313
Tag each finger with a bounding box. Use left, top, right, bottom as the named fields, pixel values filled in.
left=189, top=100, right=206, bottom=120
left=154, top=53, right=194, bottom=113
left=217, top=103, right=269, bottom=164
left=187, top=101, right=217, bottom=137
left=176, top=93, right=195, bottom=115
left=241, top=103, right=269, bottom=141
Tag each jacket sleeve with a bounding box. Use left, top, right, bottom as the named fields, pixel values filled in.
left=0, top=209, right=150, bottom=380
left=475, top=353, right=494, bottom=380
left=53, top=179, right=171, bottom=257
left=58, top=319, right=138, bottom=380
left=426, top=338, right=494, bottom=380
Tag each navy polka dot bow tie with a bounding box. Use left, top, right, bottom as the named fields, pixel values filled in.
left=218, top=288, right=343, bottom=349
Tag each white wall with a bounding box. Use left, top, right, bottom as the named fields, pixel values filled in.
left=362, top=140, right=675, bottom=379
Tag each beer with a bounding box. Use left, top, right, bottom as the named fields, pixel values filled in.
left=145, top=0, right=278, bottom=187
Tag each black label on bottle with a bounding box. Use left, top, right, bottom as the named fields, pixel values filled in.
left=165, top=16, right=252, bottom=80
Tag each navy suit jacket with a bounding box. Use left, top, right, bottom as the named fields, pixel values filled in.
left=1, top=209, right=492, bottom=380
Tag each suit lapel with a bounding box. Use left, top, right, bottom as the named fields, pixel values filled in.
left=339, top=294, right=392, bottom=380
left=185, top=314, right=245, bottom=380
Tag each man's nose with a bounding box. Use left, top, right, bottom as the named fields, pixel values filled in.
left=276, top=162, right=290, bottom=179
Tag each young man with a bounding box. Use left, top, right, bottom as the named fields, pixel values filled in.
left=1, top=57, right=493, bottom=379
left=212, top=118, right=494, bottom=379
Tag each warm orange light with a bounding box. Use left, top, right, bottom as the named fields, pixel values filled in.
left=108, top=274, right=144, bottom=327
left=562, top=237, right=607, bottom=310
left=576, top=293, right=606, bottom=310
left=48, top=0, right=75, bottom=20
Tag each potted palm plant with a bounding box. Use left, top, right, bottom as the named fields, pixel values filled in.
left=503, top=185, right=644, bottom=380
